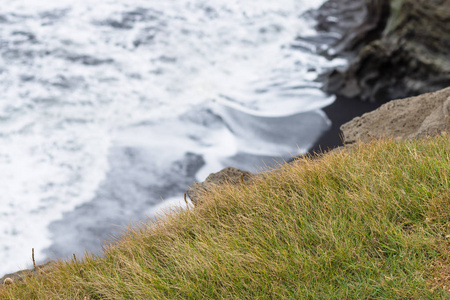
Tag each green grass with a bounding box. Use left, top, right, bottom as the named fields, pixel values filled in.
left=1, top=135, right=449, bottom=299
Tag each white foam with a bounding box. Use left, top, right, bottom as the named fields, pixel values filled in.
left=146, top=196, right=191, bottom=218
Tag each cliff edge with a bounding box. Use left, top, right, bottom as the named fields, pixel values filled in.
left=189, top=87, right=450, bottom=205
left=341, top=87, right=450, bottom=144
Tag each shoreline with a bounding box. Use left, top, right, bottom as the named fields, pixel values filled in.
left=309, top=95, right=383, bottom=154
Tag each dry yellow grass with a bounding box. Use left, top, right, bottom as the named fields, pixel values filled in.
left=1, top=135, right=449, bottom=299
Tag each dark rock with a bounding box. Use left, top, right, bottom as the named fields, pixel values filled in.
left=341, top=87, right=450, bottom=144
left=187, top=167, right=255, bottom=206
left=318, top=0, right=450, bottom=102
left=311, top=0, right=390, bottom=58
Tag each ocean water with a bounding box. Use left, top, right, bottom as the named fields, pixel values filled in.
left=0, top=0, right=345, bottom=275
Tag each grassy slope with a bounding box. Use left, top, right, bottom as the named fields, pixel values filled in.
left=1, top=136, right=449, bottom=299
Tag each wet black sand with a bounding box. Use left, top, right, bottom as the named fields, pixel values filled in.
left=309, top=95, right=384, bottom=154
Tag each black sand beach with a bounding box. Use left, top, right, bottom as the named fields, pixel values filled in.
left=309, top=95, right=383, bottom=153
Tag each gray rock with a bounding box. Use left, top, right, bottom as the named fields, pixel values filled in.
left=341, top=87, right=450, bottom=144
left=187, top=167, right=255, bottom=206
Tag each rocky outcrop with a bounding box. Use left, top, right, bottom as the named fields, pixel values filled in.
left=312, top=0, right=390, bottom=58
left=341, top=87, right=450, bottom=144
left=187, top=167, right=255, bottom=206
left=317, top=0, right=450, bottom=102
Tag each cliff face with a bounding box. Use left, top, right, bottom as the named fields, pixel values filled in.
left=318, top=0, right=450, bottom=102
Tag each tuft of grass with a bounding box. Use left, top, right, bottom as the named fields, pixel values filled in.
left=1, top=135, right=449, bottom=299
